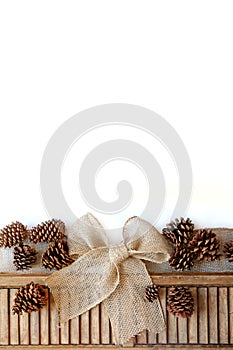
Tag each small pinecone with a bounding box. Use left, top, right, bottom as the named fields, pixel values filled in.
left=12, top=282, right=47, bottom=315
left=144, top=284, right=160, bottom=302
left=223, top=241, right=233, bottom=263
left=42, top=240, right=73, bottom=270
left=0, top=221, right=27, bottom=248
left=188, top=229, right=221, bottom=262
left=167, top=286, right=194, bottom=318
left=169, top=247, right=194, bottom=271
left=29, top=219, right=65, bottom=243
left=13, top=244, right=38, bottom=270
left=162, top=217, right=194, bottom=247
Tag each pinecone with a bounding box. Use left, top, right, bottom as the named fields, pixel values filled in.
left=188, top=229, right=221, bottom=262
left=29, top=219, right=65, bottom=243
left=12, top=282, right=47, bottom=315
left=162, top=217, right=194, bottom=247
left=167, top=286, right=194, bottom=318
left=0, top=221, right=27, bottom=248
left=42, top=240, right=73, bottom=270
left=169, top=247, right=194, bottom=271
left=223, top=240, right=233, bottom=263
left=13, top=244, right=38, bottom=270
left=144, top=284, right=160, bottom=302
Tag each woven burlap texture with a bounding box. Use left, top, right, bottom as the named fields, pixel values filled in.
left=45, top=213, right=171, bottom=345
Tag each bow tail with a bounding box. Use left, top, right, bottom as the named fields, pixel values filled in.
left=46, top=247, right=119, bottom=323
left=102, top=257, right=166, bottom=345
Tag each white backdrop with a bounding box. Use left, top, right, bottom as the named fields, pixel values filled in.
left=0, top=1, right=232, bottom=241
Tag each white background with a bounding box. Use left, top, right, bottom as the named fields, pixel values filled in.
left=0, top=1, right=233, bottom=240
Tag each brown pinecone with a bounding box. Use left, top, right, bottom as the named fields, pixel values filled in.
left=0, top=221, right=27, bottom=248
left=188, top=229, right=221, bottom=262
left=223, top=240, right=233, bottom=263
left=12, top=281, right=47, bottom=315
left=42, top=240, right=73, bottom=270
left=29, top=219, right=65, bottom=243
left=162, top=217, right=194, bottom=247
left=167, top=286, right=194, bottom=318
left=13, top=244, right=38, bottom=270
left=144, top=284, right=160, bottom=302
left=169, top=247, right=194, bottom=271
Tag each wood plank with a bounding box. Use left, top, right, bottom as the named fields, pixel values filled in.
left=19, top=312, right=29, bottom=345
left=178, top=316, right=187, bottom=343
left=187, top=287, right=197, bottom=343
left=30, top=310, right=39, bottom=344
left=219, top=287, right=229, bottom=344
left=158, top=287, right=167, bottom=344
left=90, top=305, right=100, bottom=344
left=208, top=287, right=218, bottom=344
left=40, top=288, right=49, bottom=345
left=49, top=293, right=59, bottom=344
left=1, top=272, right=233, bottom=287
left=0, top=288, right=9, bottom=345
left=198, top=287, right=208, bottom=344
left=167, top=287, right=177, bottom=344
left=100, top=303, right=110, bottom=345
left=10, top=289, right=19, bottom=345
left=136, top=330, right=147, bottom=345
left=60, top=321, right=69, bottom=344
left=80, top=310, right=90, bottom=344
left=70, top=316, right=79, bottom=345
left=230, top=287, right=233, bottom=344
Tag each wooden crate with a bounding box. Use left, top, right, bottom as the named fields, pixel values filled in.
left=0, top=273, right=233, bottom=349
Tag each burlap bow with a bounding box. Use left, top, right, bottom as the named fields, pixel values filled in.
left=46, top=213, right=171, bottom=345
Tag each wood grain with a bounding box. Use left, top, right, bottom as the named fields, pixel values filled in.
left=10, top=289, right=19, bottom=345
left=0, top=288, right=9, bottom=345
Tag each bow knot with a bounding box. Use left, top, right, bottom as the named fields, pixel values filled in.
left=109, top=243, right=129, bottom=265
left=46, top=213, right=170, bottom=345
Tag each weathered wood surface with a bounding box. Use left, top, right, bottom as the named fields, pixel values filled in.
left=0, top=273, right=233, bottom=348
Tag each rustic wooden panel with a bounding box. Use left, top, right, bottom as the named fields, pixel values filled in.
left=1, top=273, right=233, bottom=348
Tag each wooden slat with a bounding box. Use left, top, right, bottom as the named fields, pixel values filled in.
left=80, top=310, right=90, bottom=344
left=178, top=316, right=187, bottom=343
left=158, top=287, right=167, bottom=344
left=0, top=288, right=9, bottom=345
left=1, top=272, right=233, bottom=287
left=60, top=321, right=69, bottom=344
left=136, top=330, right=147, bottom=345
left=230, top=287, right=233, bottom=344
left=19, top=312, right=29, bottom=345
left=167, top=287, right=177, bottom=344
left=10, top=289, right=19, bottom=345
left=198, top=288, right=208, bottom=344
left=90, top=305, right=100, bottom=344
left=187, top=287, right=197, bottom=343
left=219, top=287, right=229, bottom=344
left=100, top=304, right=110, bottom=345
left=49, top=293, right=59, bottom=344
left=30, top=310, right=39, bottom=344
left=208, top=287, right=218, bottom=344
left=70, top=316, right=79, bottom=345
left=40, top=289, right=49, bottom=345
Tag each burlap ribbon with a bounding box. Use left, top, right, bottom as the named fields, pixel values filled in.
left=46, top=213, right=171, bottom=345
